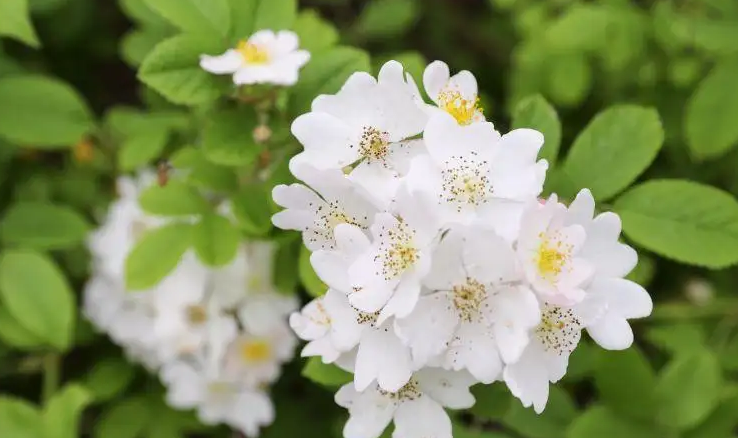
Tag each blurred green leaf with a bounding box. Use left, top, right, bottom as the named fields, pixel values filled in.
left=143, top=0, right=230, bottom=39
left=139, top=34, right=229, bottom=106
left=193, top=213, right=240, bottom=266
left=566, top=406, right=656, bottom=438
left=503, top=386, right=577, bottom=438
left=512, top=94, right=561, bottom=167
left=231, top=184, right=273, bottom=236
left=646, top=323, right=706, bottom=356
left=563, top=105, right=663, bottom=201
left=299, top=245, right=327, bottom=297
left=684, top=386, right=738, bottom=438
left=0, top=303, right=45, bottom=349
left=0, top=202, right=90, bottom=250
left=43, top=384, right=93, bottom=438
left=655, top=349, right=723, bottom=430
left=0, top=0, right=40, bottom=48
left=302, top=357, right=353, bottom=388
left=685, top=60, right=738, bottom=160
left=453, top=423, right=512, bottom=438
left=201, top=107, right=260, bottom=166
left=594, top=347, right=655, bottom=422
left=0, top=75, right=93, bottom=147
left=0, top=250, right=76, bottom=350
left=121, top=28, right=173, bottom=67
left=169, top=146, right=239, bottom=192
left=545, top=5, right=609, bottom=52
left=294, top=9, right=339, bottom=53
left=0, top=396, right=43, bottom=438
left=625, top=252, right=656, bottom=287
left=356, top=0, right=418, bottom=40
left=614, top=180, right=738, bottom=268
left=139, top=181, right=210, bottom=216
left=125, top=222, right=194, bottom=290
left=564, top=339, right=595, bottom=381
left=547, top=53, right=591, bottom=108
left=119, top=0, right=173, bottom=28
left=118, top=127, right=169, bottom=171
left=470, top=382, right=512, bottom=421
left=227, top=0, right=297, bottom=42
left=83, top=358, right=136, bottom=402
left=93, top=396, right=153, bottom=438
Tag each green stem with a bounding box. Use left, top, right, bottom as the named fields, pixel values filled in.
left=42, top=353, right=60, bottom=403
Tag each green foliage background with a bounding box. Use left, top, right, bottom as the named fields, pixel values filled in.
left=2, top=0, right=738, bottom=437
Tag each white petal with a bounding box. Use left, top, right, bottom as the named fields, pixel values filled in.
left=355, top=325, right=413, bottom=392
left=228, top=390, right=274, bottom=437
left=349, top=161, right=401, bottom=210
left=423, top=60, right=451, bottom=104
left=393, top=397, right=452, bottom=438
left=462, top=226, right=518, bottom=284
left=502, top=344, right=550, bottom=414
left=289, top=298, right=331, bottom=341
left=302, top=337, right=341, bottom=363
left=424, top=227, right=466, bottom=291
left=565, top=189, right=595, bottom=225
left=311, top=250, right=352, bottom=292
left=394, top=294, right=458, bottom=368
left=423, top=112, right=499, bottom=164
left=341, top=385, right=396, bottom=438
left=445, top=323, right=502, bottom=384
left=587, top=313, right=634, bottom=350
left=589, top=277, right=653, bottom=319
left=200, top=49, right=242, bottom=74
left=415, top=368, right=477, bottom=409
left=291, top=112, right=357, bottom=169
left=377, top=272, right=423, bottom=324
left=274, top=30, right=299, bottom=53
left=447, top=70, right=478, bottom=100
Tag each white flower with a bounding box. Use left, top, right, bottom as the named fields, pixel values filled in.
left=272, top=163, right=377, bottom=251
left=290, top=60, right=428, bottom=207
left=161, top=359, right=274, bottom=437
left=563, top=189, right=653, bottom=350
left=503, top=304, right=583, bottom=414
left=395, top=226, right=540, bottom=382
left=347, top=188, right=440, bottom=322
left=406, top=113, right=547, bottom=231
left=290, top=289, right=414, bottom=392
left=517, top=195, right=594, bottom=306
left=335, top=368, right=476, bottom=438
left=200, top=30, right=310, bottom=86
left=422, top=60, right=485, bottom=126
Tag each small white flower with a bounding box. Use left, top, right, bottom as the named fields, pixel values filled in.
left=335, top=368, right=476, bottom=438
left=422, top=60, right=485, bottom=126
left=517, top=195, right=594, bottom=306
left=200, top=30, right=310, bottom=86
left=272, top=163, right=377, bottom=251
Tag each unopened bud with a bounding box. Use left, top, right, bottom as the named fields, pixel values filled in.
left=253, top=124, right=272, bottom=144
left=684, top=278, right=714, bottom=306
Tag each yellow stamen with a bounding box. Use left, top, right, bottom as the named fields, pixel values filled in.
left=535, top=233, right=571, bottom=282
left=438, top=90, right=482, bottom=125
left=237, top=41, right=269, bottom=64
left=240, top=339, right=271, bottom=363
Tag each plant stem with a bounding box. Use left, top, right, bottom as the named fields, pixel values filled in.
left=42, top=353, right=60, bottom=403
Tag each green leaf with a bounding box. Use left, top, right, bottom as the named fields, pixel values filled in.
left=544, top=4, right=610, bottom=52
left=201, top=107, right=260, bottom=166
left=470, top=383, right=512, bottom=421
left=685, top=60, right=738, bottom=160
left=289, top=46, right=371, bottom=116
left=563, top=105, right=664, bottom=201
left=138, top=181, right=210, bottom=216
left=0, top=396, right=43, bottom=438
left=512, top=94, right=562, bottom=167
left=302, top=357, right=353, bottom=388
left=120, top=28, right=172, bottom=67
left=566, top=406, right=656, bottom=438
left=43, top=384, right=93, bottom=438
left=655, top=350, right=723, bottom=430
left=118, top=127, right=169, bottom=171
left=564, top=339, right=595, bottom=382
left=193, top=213, right=240, bottom=266
left=646, top=323, right=706, bottom=356
left=299, top=245, right=327, bottom=297
left=293, top=9, right=338, bottom=53
left=684, top=387, right=738, bottom=438
left=453, top=424, right=512, bottom=438
left=0, top=303, right=45, bottom=349
left=613, top=180, right=738, bottom=268
left=105, top=106, right=189, bottom=139
left=625, top=252, right=656, bottom=287
left=93, top=396, right=153, bottom=438
left=227, top=0, right=297, bottom=42
left=356, top=0, right=418, bottom=40
left=594, top=347, right=656, bottom=422
left=0, top=250, right=75, bottom=350
left=547, top=53, right=591, bottom=108
left=232, top=184, right=273, bottom=236
left=503, top=385, right=577, bottom=438
left=169, top=146, right=239, bottom=192
left=83, top=358, right=136, bottom=402
left=119, top=0, right=174, bottom=28
left=125, top=222, right=194, bottom=290
left=139, top=34, right=230, bottom=106
left=273, top=235, right=300, bottom=294
left=0, top=202, right=90, bottom=250
left=143, top=0, right=230, bottom=39
left=0, top=0, right=40, bottom=47
left=0, top=75, right=93, bottom=147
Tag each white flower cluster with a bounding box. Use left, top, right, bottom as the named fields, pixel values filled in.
left=84, top=172, right=297, bottom=437
left=275, top=60, right=654, bottom=438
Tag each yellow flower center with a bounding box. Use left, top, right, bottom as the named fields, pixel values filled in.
left=438, top=90, right=482, bottom=125
left=535, top=233, right=572, bottom=282
left=186, top=305, right=208, bottom=325
left=237, top=41, right=269, bottom=64
left=452, top=278, right=487, bottom=322
left=240, top=339, right=272, bottom=363
left=358, top=126, right=390, bottom=161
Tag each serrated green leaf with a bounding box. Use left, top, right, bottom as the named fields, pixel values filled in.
left=139, top=34, right=230, bottom=106
left=138, top=182, right=209, bottom=216
left=655, top=350, right=722, bottom=430
left=0, top=0, right=40, bottom=48
left=0, top=250, right=75, bottom=350
left=566, top=406, right=655, bottom=438
left=0, top=75, right=93, bottom=147
left=563, top=105, right=664, bottom=201
left=302, top=357, right=353, bottom=388
left=125, top=222, right=194, bottom=290
left=356, top=0, right=418, bottom=40
left=193, top=213, right=240, bottom=266
left=299, top=245, right=327, bottom=297
left=613, top=180, right=738, bottom=268
left=83, top=358, right=136, bottom=402
left=118, top=128, right=169, bottom=171
left=0, top=396, right=43, bottom=438
left=512, top=94, right=561, bottom=167
left=293, top=9, right=338, bottom=53
left=0, top=303, right=45, bottom=349
left=0, top=202, right=90, bottom=250
left=685, top=60, right=738, bottom=160
left=143, top=0, right=230, bottom=39
left=594, top=347, right=655, bottom=422
left=43, top=384, right=93, bottom=438
left=289, top=46, right=371, bottom=116
left=201, top=107, right=260, bottom=166
left=646, top=323, right=706, bottom=356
